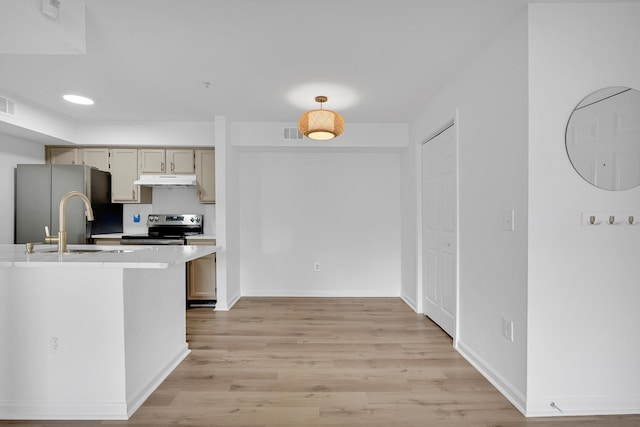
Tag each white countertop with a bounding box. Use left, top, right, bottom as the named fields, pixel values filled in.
left=185, top=234, right=216, bottom=240
left=91, top=233, right=216, bottom=240
left=0, top=244, right=218, bottom=269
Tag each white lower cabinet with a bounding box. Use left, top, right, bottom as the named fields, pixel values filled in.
left=187, top=239, right=216, bottom=304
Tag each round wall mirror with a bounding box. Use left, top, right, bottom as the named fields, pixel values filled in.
left=565, top=86, right=640, bottom=191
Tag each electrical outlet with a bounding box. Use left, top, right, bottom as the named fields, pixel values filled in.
left=50, top=336, right=63, bottom=353
left=502, top=209, right=515, bottom=231
left=502, top=318, right=514, bottom=342
left=313, top=262, right=320, bottom=272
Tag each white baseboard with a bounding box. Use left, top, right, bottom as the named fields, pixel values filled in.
left=0, top=401, right=129, bottom=420
left=227, top=292, right=241, bottom=309
left=457, top=342, right=640, bottom=417
left=0, top=345, right=190, bottom=420
left=456, top=340, right=526, bottom=415
left=126, top=344, right=190, bottom=418
left=526, top=397, right=640, bottom=417
left=214, top=291, right=240, bottom=311
left=400, top=292, right=417, bottom=312
left=241, top=290, right=399, bottom=297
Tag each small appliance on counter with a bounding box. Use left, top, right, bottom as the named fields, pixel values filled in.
left=120, top=214, right=203, bottom=245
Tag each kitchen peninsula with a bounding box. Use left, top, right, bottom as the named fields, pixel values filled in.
left=0, top=244, right=218, bottom=420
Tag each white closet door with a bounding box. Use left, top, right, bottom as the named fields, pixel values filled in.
left=422, top=125, right=457, bottom=338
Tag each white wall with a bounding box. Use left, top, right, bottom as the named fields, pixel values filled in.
left=74, top=121, right=215, bottom=146
left=0, top=265, right=189, bottom=419
left=527, top=3, right=640, bottom=416
left=121, top=189, right=215, bottom=235
left=0, top=101, right=216, bottom=147
left=214, top=115, right=241, bottom=311
left=400, top=144, right=417, bottom=308
left=0, top=134, right=44, bottom=243
left=410, top=8, right=529, bottom=411
left=237, top=150, right=401, bottom=296
left=0, top=91, right=77, bottom=143
left=231, top=122, right=408, bottom=149
left=221, top=119, right=242, bottom=309
left=230, top=122, right=406, bottom=298
left=0, top=267, right=128, bottom=418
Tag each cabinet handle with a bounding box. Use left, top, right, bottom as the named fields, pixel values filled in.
left=171, top=162, right=175, bottom=172
left=161, top=162, right=165, bottom=172
left=132, top=189, right=136, bottom=199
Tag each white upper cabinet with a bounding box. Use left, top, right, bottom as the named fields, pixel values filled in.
left=138, top=149, right=166, bottom=174
left=80, top=147, right=110, bottom=172
left=47, top=147, right=78, bottom=165
left=195, top=149, right=215, bottom=203
left=46, top=147, right=110, bottom=172
left=167, top=149, right=195, bottom=174
left=46, top=145, right=209, bottom=204
left=110, top=148, right=152, bottom=204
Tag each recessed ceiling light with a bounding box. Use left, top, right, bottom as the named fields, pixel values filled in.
left=63, top=94, right=95, bottom=105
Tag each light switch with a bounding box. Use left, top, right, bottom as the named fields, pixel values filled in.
left=502, top=209, right=515, bottom=231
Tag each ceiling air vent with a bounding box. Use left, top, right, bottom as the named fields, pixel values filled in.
left=283, top=127, right=303, bottom=140
left=0, top=95, right=16, bottom=117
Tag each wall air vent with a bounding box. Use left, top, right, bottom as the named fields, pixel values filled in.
left=0, top=95, right=16, bottom=116
left=283, top=127, right=303, bottom=140
left=41, top=0, right=61, bottom=20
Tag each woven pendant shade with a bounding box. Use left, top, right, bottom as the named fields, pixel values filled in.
left=298, top=96, right=344, bottom=140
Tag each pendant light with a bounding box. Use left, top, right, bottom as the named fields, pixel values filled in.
left=297, top=96, right=345, bottom=140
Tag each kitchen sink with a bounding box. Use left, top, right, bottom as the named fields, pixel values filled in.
left=37, top=248, right=137, bottom=254
left=30, top=246, right=141, bottom=255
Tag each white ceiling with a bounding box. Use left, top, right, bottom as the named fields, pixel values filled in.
left=0, top=0, right=540, bottom=125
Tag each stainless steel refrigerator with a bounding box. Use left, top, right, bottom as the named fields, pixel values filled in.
left=15, top=164, right=123, bottom=244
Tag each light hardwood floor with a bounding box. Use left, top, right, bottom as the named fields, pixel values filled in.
left=4, top=297, right=640, bottom=426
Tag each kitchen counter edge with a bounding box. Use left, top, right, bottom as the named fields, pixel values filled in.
left=0, top=244, right=218, bottom=269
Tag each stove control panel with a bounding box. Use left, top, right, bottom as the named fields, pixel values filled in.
left=146, top=214, right=202, bottom=226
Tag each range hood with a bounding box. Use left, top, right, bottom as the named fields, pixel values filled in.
left=134, top=174, right=197, bottom=187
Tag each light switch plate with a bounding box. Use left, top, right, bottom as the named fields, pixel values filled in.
left=502, top=209, right=515, bottom=231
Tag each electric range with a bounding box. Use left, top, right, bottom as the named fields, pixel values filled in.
left=120, top=214, right=203, bottom=245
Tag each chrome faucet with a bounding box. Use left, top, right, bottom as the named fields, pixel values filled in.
left=45, top=191, right=94, bottom=253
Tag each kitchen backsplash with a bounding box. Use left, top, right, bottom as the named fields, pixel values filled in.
left=122, top=188, right=215, bottom=235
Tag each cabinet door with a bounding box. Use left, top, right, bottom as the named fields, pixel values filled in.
left=139, top=149, right=166, bottom=173
left=187, top=240, right=216, bottom=300
left=167, top=149, right=195, bottom=174
left=110, top=148, right=152, bottom=203
left=195, top=149, right=215, bottom=203
left=188, top=254, right=217, bottom=300
left=48, top=147, right=78, bottom=165
left=80, top=147, right=110, bottom=172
